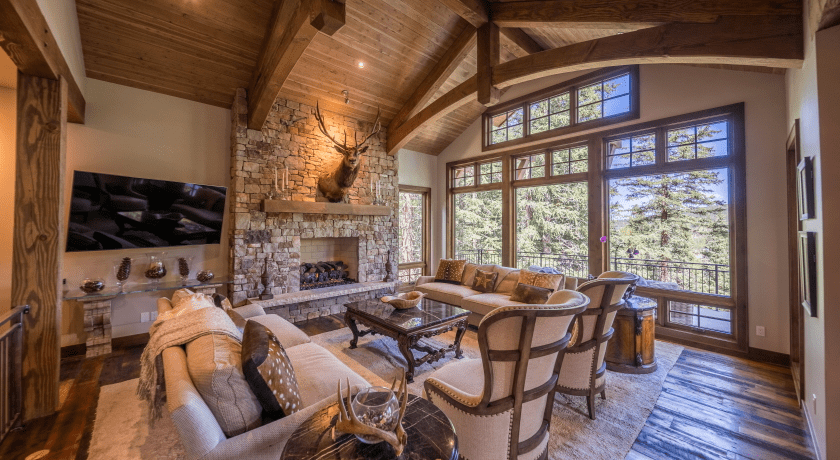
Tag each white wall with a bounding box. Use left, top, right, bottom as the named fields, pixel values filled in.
left=63, top=79, right=230, bottom=344
left=36, top=0, right=86, bottom=97
left=0, top=87, right=15, bottom=314
left=436, top=64, right=791, bottom=354
left=397, top=148, right=439, bottom=261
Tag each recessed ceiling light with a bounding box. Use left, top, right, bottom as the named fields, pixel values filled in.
left=357, top=62, right=365, bottom=69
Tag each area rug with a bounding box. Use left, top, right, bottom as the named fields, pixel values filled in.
left=310, top=327, right=683, bottom=460
left=89, top=378, right=186, bottom=459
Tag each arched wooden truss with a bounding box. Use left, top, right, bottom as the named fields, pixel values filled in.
left=386, top=1, right=804, bottom=155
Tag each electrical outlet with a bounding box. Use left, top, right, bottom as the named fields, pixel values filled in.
left=812, top=394, right=817, bottom=414
left=150, top=311, right=158, bottom=321
left=140, top=312, right=150, bottom=323
left=756, top=326, right=766, bottom=337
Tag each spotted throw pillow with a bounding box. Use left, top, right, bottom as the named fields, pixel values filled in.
left=518, top=268, right=565, bottom=291
left=241, top=321, right=303, bottom=420
left=471, top=269, right=498, bottom=293
left=434, top=259, right=467, bottom=285
left=509, top=283, right=553, bottom=304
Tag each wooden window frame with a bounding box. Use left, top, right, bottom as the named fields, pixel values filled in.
left=449, top=103, right=748, bottom=354
left=482, top=66, right=640, bottom=152
left=398, top=185, right=431, bottom=282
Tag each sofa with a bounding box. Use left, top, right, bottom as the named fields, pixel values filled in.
left=158, top=298, right=369, bottom=460
left=415, top=263, right=581, bottom=326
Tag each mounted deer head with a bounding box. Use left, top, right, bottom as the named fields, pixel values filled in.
left=315, top=102, right=380, bottom=202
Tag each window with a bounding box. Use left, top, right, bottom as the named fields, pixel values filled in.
left=668, top=301, right=732, bottom=335
left=489, top=108, right=524, bottom=145
left=551, top=145, right=588, bottom=176
left=513, top=153, right=546, bottom=180
left=478, top=160, right=503, bottom=184
left=483, top=66, right=639, bottom=150
left=454, top=190, right=503, bottom=265
left=667, top=120, right=729, bottom=162
left=451, top=165, right=474, bottom=188
left=606, top=133, right=655, bottom=169
left=398, top=186, right=430, bottom=284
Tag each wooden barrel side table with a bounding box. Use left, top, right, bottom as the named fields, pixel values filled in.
left=606, top=297, right=657, bottom=374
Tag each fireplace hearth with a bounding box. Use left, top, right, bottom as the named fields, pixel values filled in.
left=300, top=261, right=357, bottom=290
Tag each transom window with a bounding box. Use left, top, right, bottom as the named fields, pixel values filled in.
left=479, top=160, right=503, bottom=184
left=484, top=66, right=639, bottom=150
left=451, top=165, right=474, bottom=188
left=514, top=153, right=546, bottom=180
left=551, top=145, right=588, bottom=175
left=606, top=133, right=656, bottom=169
left=668, top=120, right=729, bottom=162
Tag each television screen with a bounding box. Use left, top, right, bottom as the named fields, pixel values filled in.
left=66, top=171, right=227, bottom=252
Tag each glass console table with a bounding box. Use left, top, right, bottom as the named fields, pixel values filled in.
left=63, top=277, right=231, bottom=357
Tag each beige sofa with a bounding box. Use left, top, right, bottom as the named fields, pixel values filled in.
left=415, top=263, right=580, bottom=326
left=158, top=299, right=369, bottom=460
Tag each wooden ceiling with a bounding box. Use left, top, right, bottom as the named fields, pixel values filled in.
left=75, top=0, right=803, bottom=156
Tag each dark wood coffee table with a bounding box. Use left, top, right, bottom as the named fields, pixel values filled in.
left=280, top=394, right=458, bottom=460
left=344, top=299, right=469, bottom=382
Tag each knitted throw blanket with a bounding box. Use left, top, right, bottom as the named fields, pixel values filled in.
left=137, top=306, right=242, bottom=422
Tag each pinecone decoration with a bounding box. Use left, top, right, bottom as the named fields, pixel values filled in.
left=178, top=257, right=190, bottom=277
left=117, top=257, right=132, bottom=282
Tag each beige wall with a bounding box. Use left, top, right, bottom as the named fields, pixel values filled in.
left=436, top=64, right=791, bottom=354
left=0, top=86, right=15, bottom=314
left=63, top=79, right=230, bottom=344
left=35, top=0, right=86, bottom=96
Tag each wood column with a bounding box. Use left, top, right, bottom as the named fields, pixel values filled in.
left=477, top=22, right=500, bottom=105
left=12, top=72, right=67, bottom=421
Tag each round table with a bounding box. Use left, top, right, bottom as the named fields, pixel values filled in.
left=281, top=394, right=458, bottom=460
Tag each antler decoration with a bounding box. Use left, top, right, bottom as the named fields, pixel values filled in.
left=335, top=371, right=408, bottom=456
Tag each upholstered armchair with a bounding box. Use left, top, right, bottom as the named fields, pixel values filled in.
left=424, top=290, right=590, bottom=460
left=555, top=271, right=638, bottom=420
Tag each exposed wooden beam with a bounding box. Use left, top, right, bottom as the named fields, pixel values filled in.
left=13, top=73, right=67, bottom=421
left=387, top=14, right=803, bottom=154
left=247, top=0, right=345, bottom=130
left=389, top=23, right=476, bottom=132
left=0, top=0, right=86, bottom=123
left=500, top=27, right=545, bottom=55
left=477, top=21, right=500, bottom=105
left=438, top=0, right=488, bottom=27
left=491, top=0, right=802, bottom=28
left=813, top=0, right=840, bottom=31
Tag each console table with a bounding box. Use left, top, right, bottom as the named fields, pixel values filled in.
left=64, top=278, right=231, bottom=357
left=605, top=297, right=658, bottom=374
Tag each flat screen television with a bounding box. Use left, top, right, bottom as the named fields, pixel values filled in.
left=66, top=171, right=227, bottom=252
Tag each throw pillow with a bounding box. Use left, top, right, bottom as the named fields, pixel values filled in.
left=434, top=259, right=467, bottom=285
left=212, top=293, right=233, bottom=311
left=159, top=289, right=215, bottom=322
left=242, top=321, right=303, bottom=420
left=509, top=283, right=553, bottom=304
left=518, top=268, right=565, bottom=291
left=471, top=269, right=498, bottom=293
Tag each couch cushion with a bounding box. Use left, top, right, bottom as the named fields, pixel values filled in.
left=471, top=269, right=498, bottom=293
left=285, top=342, right=369, bottom=406
left=518, top=268, right=565, bottom=291
left=186, top=334, right=262, bottom=437
left=415, top=282, right=480, bottom=306
left=462, top=293, right=529, bottom=317
left=461, top=263, right=494, bottom=288
left=241, top=321, right=303, bottom=420
left=493, top=268, right=521, bottom=294
left=434, top=259, right=467, bottom=284
left=249, top=314, right=311, bottom=349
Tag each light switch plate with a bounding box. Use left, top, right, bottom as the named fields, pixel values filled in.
left=756, top=326, right=765, bottom=337
left=150, top=311, right=158, bottom=321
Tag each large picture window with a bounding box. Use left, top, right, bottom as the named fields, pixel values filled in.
left=398, top=186, right=430, bottom=284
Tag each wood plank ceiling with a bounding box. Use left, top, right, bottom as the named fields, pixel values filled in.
left=75, top=0, right=797, bottom=156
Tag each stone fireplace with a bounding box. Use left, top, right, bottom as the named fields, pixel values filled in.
left=228, top=90, right=398, bottom=321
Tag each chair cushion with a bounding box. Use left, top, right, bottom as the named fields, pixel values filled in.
left=186, top=334, right=262, bottom=437
left=285, top=343, right=369, bottom=406
left=461, top=263, right=495, bottom=288
left=461, top=293, right=529, bottom=317
left=509, top=283, right=552, bottom=304
left=415, top=282, right=480, bottom=306
left=241, top=321, right=303, bottom=420
left=425, top=358, right=484, bottom=406
left=471, top=269, right=498, bottom=293
left=434, top=259, right=467, bottom=284
left=249, top=314, right=311, bottom=349
left=518, top=268, right=565, bottom=291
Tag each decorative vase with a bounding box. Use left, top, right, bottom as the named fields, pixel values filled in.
left=115, top=257, right=132, bottom=291
left=80, top=278, right=105, bottom=293
left=196, top=270, right=214, bottom=282
left=144, top=253, right=167, bottom=282
left=177, top=256, right=193, bottom=284
left=350, top=386, right=400, bottom=444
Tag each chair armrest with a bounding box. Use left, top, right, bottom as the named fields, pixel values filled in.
left=234, top=303, right=266, bottom=319
left=416, top=276, right=435, bottom=286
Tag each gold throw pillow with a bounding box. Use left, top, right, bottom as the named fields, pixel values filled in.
left=434, top=259, right=467, bottom=285
left=518, top=268, right=564, bottom=291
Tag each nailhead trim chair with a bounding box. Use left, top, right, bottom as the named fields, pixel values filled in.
left=555, top=271, right=638, bottom=420
left=424, top=290, right=590, bottom=460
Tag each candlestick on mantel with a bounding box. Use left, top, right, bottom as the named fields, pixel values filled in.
left=274, top=167, right=278, bottom=189
left=284, top=168, right=289, bottom=190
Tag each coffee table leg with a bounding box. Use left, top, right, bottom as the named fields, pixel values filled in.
left=345, top=313, right=361, bottom=349
left=454, top=320, right=467, bottom=359
left=397, top=336, right=417, bottom=383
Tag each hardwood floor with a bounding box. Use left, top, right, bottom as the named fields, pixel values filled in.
left=0, top=314, right=816, bottom=460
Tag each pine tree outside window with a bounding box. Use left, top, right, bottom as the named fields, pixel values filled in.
left=398, top=186, right=430, bottom=284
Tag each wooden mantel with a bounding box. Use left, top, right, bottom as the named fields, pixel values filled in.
left=262, top=199, right=392, bottom=216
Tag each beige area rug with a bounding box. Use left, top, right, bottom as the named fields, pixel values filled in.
left=89, top=378, right=186, bottom=459
left=310, top=328, right=684, bottom=460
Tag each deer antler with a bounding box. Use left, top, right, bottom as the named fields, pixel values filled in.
left=353, top=108, right=381, bottom=149
left=315, top=102, right=347, bottom=150
left=335, top=372, right=408, bottom=456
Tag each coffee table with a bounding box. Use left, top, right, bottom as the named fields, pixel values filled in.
left=280, top=394, right=458, bottom=460
left=344, top=299, right=469, bottom=382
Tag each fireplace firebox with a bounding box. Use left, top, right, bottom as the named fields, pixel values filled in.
left=299, top=261, right=357, bottom=290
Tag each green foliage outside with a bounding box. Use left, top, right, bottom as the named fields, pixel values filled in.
left=398, top=192, right=423, bottom=264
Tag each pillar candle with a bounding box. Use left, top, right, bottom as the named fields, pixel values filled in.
left=274, top=167, right=278, bottom=190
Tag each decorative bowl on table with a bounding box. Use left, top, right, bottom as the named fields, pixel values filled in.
left=350, top=386, right=400, bottom=444
left=80, top=278, right=105, bottom=293
left=380, top=291, right=424, bottom=309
